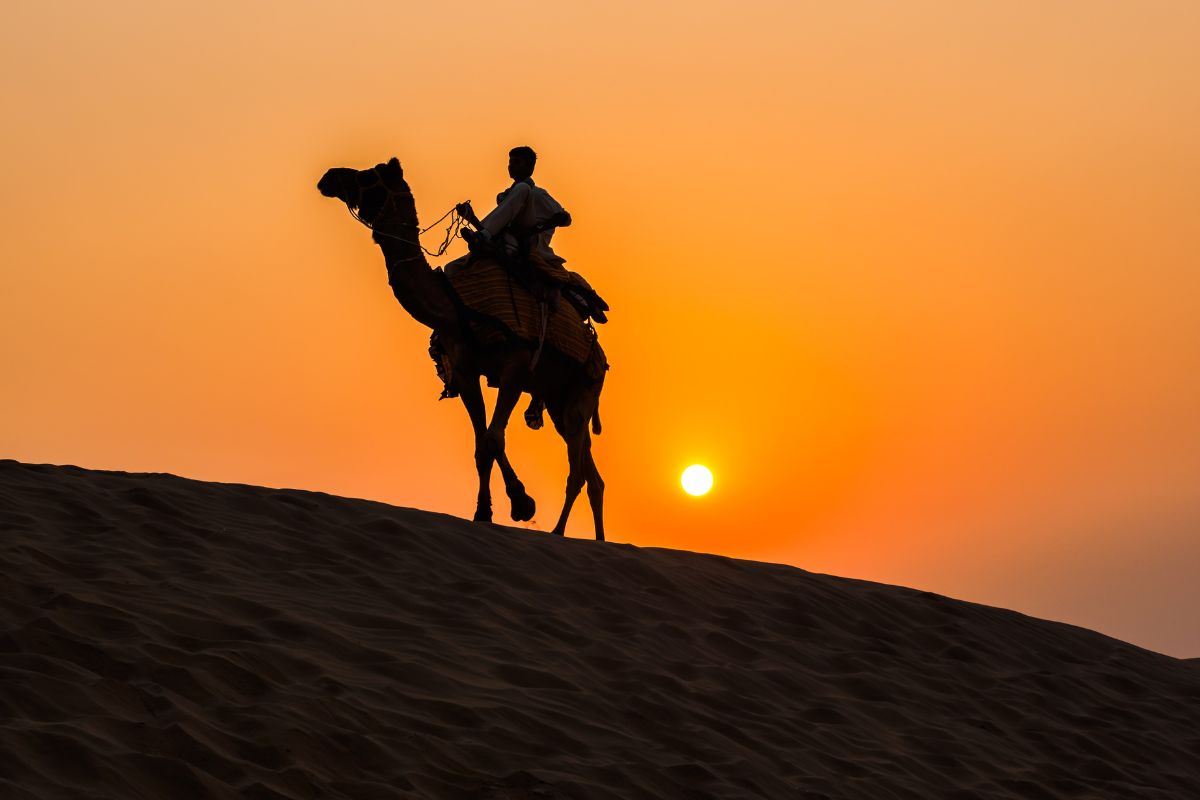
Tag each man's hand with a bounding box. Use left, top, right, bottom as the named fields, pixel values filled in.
left=455, top=201, right=480, bottom=228
left=536, top=211, right=571, bottom=232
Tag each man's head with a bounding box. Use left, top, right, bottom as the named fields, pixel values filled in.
left=508, top=146, right=537, bottom=181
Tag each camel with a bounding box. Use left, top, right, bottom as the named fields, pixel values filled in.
left=317, top=158, right=607, bottom=540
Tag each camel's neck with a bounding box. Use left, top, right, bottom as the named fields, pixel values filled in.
left=372, top=201, right=458, bottom=332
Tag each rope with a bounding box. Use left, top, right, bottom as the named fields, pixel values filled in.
left=346, top=202, right=465, bottom=259
left=530, top=300, right=549, bottom=371
left=419, top=205, right=466, bottom=257
left=419, top=205, right=456, bottom=235
left=506, top=268, right=522, bottom=328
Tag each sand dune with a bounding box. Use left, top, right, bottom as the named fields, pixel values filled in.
left=1, top=459, right=1197, bottom=799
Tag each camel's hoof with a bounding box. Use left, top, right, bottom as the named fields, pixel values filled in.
left=524, top=408, right=544, bottom=430
left=509, top=492, right=536, bottom=523
left=473, top=508, right=492, bottom=523
left=549, top=527, right=566, bottom=537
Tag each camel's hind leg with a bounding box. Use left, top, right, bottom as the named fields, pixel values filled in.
left=550, top=426, right=588, bottom=537
left=583, top=445, right=604, bottom=541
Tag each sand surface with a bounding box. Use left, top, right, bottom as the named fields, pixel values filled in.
left=2, top=459, right=1198, bottom=799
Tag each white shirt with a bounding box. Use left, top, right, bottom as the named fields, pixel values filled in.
left=480, top=179, right=568, bottom=266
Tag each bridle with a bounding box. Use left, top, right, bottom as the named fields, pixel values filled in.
left=344, top=166, right=464, bottom=259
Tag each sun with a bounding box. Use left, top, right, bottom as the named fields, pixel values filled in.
left=681, top=464, right=714, bottom=497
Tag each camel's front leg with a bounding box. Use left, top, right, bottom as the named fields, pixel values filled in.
left=487, top=381, right=536, bottom=522
left=458, top=379, right=494, bottom=522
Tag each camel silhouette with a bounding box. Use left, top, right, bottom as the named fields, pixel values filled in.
left=318, top=158, right=607, bottom=540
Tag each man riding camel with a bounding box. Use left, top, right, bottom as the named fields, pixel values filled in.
left=444, top=146, right=608, bottom=430
left=449, top=146, right=608, bottom=325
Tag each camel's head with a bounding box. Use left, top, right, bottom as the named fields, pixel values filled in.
left=317, top=157, right=412, bottom=228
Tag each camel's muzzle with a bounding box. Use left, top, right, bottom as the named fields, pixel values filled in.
left=317, top=168, right=352, bottom=200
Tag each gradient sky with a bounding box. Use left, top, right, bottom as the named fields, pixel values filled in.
left=3, top=2, right=1198, bottom=657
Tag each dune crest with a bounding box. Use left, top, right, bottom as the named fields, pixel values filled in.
left=1, top=459, right=1198, bottom=799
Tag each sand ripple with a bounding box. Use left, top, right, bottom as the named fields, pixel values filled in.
left=1, top=460, right=1198, bottom=798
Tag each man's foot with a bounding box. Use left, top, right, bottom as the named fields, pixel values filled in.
left=590, top=291, right=609, bottom=323
left=524, top=399, right=545, bottom=430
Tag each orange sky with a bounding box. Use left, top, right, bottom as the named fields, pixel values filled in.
left=3, top=2, right=1198, bottom=657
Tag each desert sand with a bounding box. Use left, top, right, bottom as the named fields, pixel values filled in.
left=1, top=459, right=1197, bottom=799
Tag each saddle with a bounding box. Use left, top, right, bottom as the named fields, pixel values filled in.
left=461, top=227, right=609, bottom=324
left=443, top=255, right=598, bottom=366
left=429, top=259, right=607, bottom=401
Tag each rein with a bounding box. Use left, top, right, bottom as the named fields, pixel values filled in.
left=346, top=191, right=465, bottom=259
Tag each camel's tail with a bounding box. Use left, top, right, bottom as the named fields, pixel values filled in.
left=591, top=402, right=602, bottom=436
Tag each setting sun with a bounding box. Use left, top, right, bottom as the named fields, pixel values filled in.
left=681, top=465, right=714, bottom=497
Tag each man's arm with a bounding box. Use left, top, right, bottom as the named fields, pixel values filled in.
left=535, top=188, right=571, bottom=230
left=479, top=182, right=532, bottom=238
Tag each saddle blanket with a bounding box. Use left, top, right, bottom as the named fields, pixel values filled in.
left=447, top=257, right=598, bottom=366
